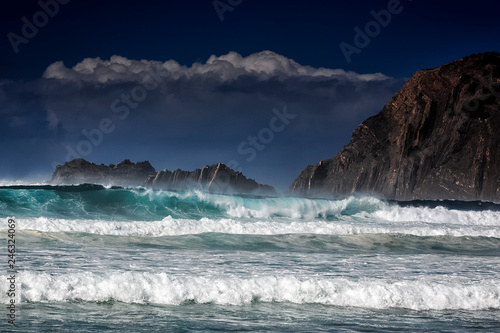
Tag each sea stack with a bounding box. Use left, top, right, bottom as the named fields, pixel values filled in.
left=51, top=158, right=157, bottom=186
left=51, top=159, right=275, bottom=194
left=290, top=52, right=500, bottom=202
left=145, top=163, right=276, bottom=195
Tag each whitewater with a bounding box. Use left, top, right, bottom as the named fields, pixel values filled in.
left=1, top=185, right=500, bottom=332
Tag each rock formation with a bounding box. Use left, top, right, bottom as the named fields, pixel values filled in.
left=51, top=159, right=275, bottom=194
left=290, top=52, right=500, bottom=202
left=145, top=163, right=276, bottom=195
left=51, top=158, right=157, bottom=186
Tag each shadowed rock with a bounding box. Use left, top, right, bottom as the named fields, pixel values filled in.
left=291, top=52, right=500, bottom=202
left=145, top=163, right=276, bottom=195
left=51, top=159, right=275, bottom=195
left=51, top=158, right=157, bottom=186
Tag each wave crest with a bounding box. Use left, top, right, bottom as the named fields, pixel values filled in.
left=13, top=215, right=500, bottom=238
left=6, top=271, right=500, bottom=310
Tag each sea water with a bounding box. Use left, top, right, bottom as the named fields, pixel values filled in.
left=1, top=185, right=500, bottom=332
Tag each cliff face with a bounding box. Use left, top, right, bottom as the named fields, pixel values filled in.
left=145, top=163, right=276, bottom=195
left=51, top=159, right=157, bottom=185
left=291, top=52, right=500, bottom=202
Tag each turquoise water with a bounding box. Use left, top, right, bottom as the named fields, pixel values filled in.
left=2, top=185, right=500, bottom=332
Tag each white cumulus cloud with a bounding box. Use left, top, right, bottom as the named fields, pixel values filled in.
left=43, top=51, right=389, bottom=84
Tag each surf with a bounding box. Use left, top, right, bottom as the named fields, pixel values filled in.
left=2, top=185, right=500, bottom=224
left=4, top=271, right=500, bottom=311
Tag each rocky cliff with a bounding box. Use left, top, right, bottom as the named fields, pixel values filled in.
left=290, top=52, right=500, bottom=202
left=51, top=158, right=157, bottom=185
left=145, top=163, right=276, bottom=195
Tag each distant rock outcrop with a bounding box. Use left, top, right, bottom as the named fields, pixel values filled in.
left=51, top=158, right=157, bottom=185
left=145, top=163, right=276, bottom=195
left=51, top=159, right=275, bottom=194
left=290, top=52, right=500, bottom=202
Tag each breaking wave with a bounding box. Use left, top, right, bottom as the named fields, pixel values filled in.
left=1, top=185, right=500, bottom=226
left=5, top=271, right=500, bottom=310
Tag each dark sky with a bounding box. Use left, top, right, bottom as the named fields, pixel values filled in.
left=1, top=0, right=499, bottom=189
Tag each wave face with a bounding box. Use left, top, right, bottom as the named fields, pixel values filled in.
left=2, top=184, right=500, bottom=328
left=2, top=184, right=500, bottom=223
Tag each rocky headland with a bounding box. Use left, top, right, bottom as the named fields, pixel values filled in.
left=290, top=52, right=500, bottom=202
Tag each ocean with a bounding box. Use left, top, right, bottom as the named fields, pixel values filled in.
left=1, top=184, right=500, bottom=332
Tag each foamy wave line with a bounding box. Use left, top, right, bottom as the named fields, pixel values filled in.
left=141, top=191, right=500, bottom=225
left=372, top=205, right=500, bottom=226
left=0, top=180, right=48, bottom=186
left=171, top=192, right=383, bottom=219
left=3, top=271, right=499, bottom=310
left=12, top=216, right=500, bottom=238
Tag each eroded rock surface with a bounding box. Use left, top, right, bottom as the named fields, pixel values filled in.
left=291, top=52, right=500, bottom=202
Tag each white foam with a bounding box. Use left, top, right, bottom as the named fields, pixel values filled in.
left=0, top=180, right=49, bottom=186
left=193, top=192, right=383, bottom=219
left=373, top=205, right=500, bottom=226
left=12, top=216, right=500, bottom=238
left=3, top=271, right=499, bottom=310
left=156, top=191, right=500, bottom=226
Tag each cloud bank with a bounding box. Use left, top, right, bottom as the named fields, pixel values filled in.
left=43, top=51, right=389, bottom=83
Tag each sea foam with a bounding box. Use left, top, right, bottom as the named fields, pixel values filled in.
left=13, top=214, right=500, bottom=238
left=4, top=271, right=499, bottom=310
